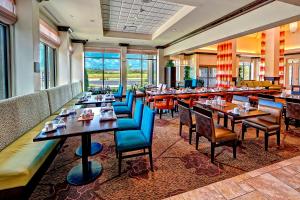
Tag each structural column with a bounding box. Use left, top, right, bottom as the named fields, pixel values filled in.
left=264, top=27, right=280, bottom=77
left=14, top=0, right=40, bottom=95
left=120, top=44, right=128, bottom=93
left=157, top=47, right=167, bottom=85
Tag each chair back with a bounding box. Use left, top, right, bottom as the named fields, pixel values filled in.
left=291, top=85, right=300, bottom=95
left=133, top=100, right=144, bottom=126
left=192, top=79, right=197, bottom=88
left=193, top=106, right=215, bottom=142
left=154, top=95, right=175, bottom=108
left=178, top=100, right=192, bottom=127
left=117, top=84, right=123, bottom=96
left=128, top=91, right=134, bottom=111
left=141, top=106, right=155, bottom=145
left=286, top=98, right=300, bottom=120
left=258, top=99, right=283, bottom=124
left=162, top=84, right=167, bottom=90
left=124, top=90, right=130, bottom=105
left=158, top=83, right=163, bottom=91
left=258, top=93, right=275, bottom=101
left=232, top=95, right=249, bottom=104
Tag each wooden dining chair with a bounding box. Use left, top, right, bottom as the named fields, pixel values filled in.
left=153, top=95, right=175, bottom=119
left=178, top=100, right=196, bottom=144
left=193, top=106, right=238, bottom=163
left=242, top=99, right=283, bottom=151
left=285, top=98, right=300, bottom=131
left=258, top=93, right=275, bottom=101
left=217, top=95, right=249, bottom=132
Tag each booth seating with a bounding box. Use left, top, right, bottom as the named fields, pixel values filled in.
left=237, top=80, right=281, bottom=90
left=0, top=82, right=83, bottom=199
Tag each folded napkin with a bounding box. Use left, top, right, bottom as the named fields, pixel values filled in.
left=100, top=115, right=117, bottom=121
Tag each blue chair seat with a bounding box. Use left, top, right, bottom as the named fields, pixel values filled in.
left=117, top=118, right=139, bottom=130
left=114, top=106, right=131, bottom=114
left=116, top=130, right=148, bottom=151
left=113, top=101, right=127, bottom=106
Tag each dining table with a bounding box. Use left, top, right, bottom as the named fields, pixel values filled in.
left=194, top=100, right=270, bottom=131
left=76, top=94, right=116, bottom=107
left=33, top=107, right=117, bottom=186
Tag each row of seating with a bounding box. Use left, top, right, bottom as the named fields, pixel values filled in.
left=0, top=82, right=83, bottom=199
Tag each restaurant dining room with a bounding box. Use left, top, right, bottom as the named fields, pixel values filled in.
left=2, top=0, right=300, bottom=199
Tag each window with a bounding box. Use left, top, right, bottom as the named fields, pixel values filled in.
left=84, top=51, right=121, bottom=91
left=199, top=66, right=217, bottom=87
left=239, top=62, right=252, bottom=80
left=0, top=23, right=9, bottom=100
left=39, top=42, right=56, bottom=89
left=126, top=53, right=157, bottom=88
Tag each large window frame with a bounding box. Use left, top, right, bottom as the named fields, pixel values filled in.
left=126, top=53, right=157, bottom=88
left=239, top=61, right=252, bottom=81
left=0, top=22, right=10, bottom=100
left=39, top=42, right=56, bottom=89
left=84, top=51, right=121, bottom=90
left=199, top=66, right=217, bottom=88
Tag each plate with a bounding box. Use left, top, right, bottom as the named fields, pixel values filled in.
left=42, top=124, right=58, bottom=133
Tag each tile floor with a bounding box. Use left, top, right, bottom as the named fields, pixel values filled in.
left=166, top=155, right=300, bottom=200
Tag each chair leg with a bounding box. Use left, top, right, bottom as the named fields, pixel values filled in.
left=233, top=140, right=237, bottom=159
left=217, top=115, right=220, bottom=124
left=231, top=120, right=235, bottom=132
left=171, top=109, right=174, bottom=118
left=264, top=132, right=269, bottom=151
left=179, top=122, right=182, bottom=136
left=277, top=130, right=281, bottom=147
left=149, top=147, right=154, bottom=172
left=285, top=118, right=289, bottom=131
left=118, top=152, right=122, bottom=175
left=189, top=127, right=192, bottom=145
left=211, top=142, right=215, bottom=163
left=159, top=109, right=162, bottom=119
left=242, top=124, right=246, bottom=140
left=196, top=133, right=199, bottom=150
left=256, top=129, right=259, bottom=138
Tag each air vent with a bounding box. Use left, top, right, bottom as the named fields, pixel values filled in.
left=123, top=26, right=137, bottom=32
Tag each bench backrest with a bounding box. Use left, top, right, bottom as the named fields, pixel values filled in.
left=46, top=84, right=72, bottom=114
left=71, top=81, right=83, bottom=98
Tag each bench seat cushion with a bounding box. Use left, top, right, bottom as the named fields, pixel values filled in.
left=0, top=116, right=60, bottom=190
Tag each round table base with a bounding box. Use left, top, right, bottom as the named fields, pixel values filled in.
left=75, top=142, right=103, bottom=157
left=67, top=161, right=102, bottom=186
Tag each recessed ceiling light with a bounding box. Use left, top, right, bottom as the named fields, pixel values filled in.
left=90, top=19, right=95, bottom=23
left=172, top=29, right=176, bottom=32
left=70, top=15, right=74, bottom=18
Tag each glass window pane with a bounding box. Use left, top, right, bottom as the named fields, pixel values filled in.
left=127, top=54, right=141, bottom=59
left=85, top=57, right=103, bottom=88
left=104, top=58, right=120, bottom=91
left=0, top=24, right=8, bottom=99
left=142, top=60, right=149, bottom=86
left=85, top=52, right=103, bottom=58
left=39, top=43, right=46, bottom=90
left=104, top=52, right=120, bottom=59
left=127, top=59, right=141, bottom=88
left=47, top=46, right=55, bottom=88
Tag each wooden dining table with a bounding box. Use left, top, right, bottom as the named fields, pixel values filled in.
left=194, top=100, right=270, bottom=131
left=33, top=107, right=117, bottom=186
left=76, top=95, right=116, bottom=107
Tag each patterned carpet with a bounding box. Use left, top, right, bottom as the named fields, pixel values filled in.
left=30, top=113, right=300, bottom=200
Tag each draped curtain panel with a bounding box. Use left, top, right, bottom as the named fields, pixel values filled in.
left=279, top=26, right=285, bottom=85
left=0, top=0, right=16, bottom=24
left=216, top=42, right=232, bottom=88
left=259, top=32, right=266, bottom=81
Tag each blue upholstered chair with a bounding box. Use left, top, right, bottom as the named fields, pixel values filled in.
left=115, top=106, right=155, bottom=175
left=113, top=90, right=130, bottom=106
left=113, top=84, right=123, bottom=100
left=114, top=91, right=134, bottom=117
left=116, top=100, right=144, bottom=131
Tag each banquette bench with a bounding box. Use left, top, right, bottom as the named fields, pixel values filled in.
left=0, top=81, right=83, bottom=199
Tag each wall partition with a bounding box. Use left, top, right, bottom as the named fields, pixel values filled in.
left=0, top=23, right=9, bottom=100
left=84, top=50, right=121, bottom=91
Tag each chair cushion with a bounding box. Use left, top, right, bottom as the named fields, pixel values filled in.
left=0, top=116, right=60, bottom=190
left=114, top=106, right=131, bottom=114
left=117, top=119, right=139, bottom=130
left=244, top=118, right=280, bottom=132
left=113, top=101, right=127, bottom=106
left=214, top=126, right=237, bottom=143
left=115, top=130, right=148, bottom=151
left=154, top=101, right=174, bottom=109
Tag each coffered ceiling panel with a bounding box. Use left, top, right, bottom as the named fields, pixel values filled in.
left=100, top=0, right=183, bottom=34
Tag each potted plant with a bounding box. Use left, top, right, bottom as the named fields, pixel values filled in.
left=184, top=66, right=192, bottom=88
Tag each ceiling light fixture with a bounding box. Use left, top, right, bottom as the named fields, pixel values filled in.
left=172, top=29, right=176, bottom=32
left=289, top=22, right=298, bottom=33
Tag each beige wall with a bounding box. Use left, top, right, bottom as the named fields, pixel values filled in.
left=57, top=31, right=71, bottom=85
left=71, top=43, right=84, bottom=83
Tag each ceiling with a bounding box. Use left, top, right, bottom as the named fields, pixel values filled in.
left=100, top=0, right=183, bottom=34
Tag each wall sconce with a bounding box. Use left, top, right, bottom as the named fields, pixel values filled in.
left=289, top=22, right=298, bottom=33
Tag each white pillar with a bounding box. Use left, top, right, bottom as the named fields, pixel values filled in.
left=57, top=31, right=71, bottom=85
left=14, top=0, right=40, bottom=95
left=157, top=48, right=167, bottom=85
left=71, top=43, right=84, bottom=83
